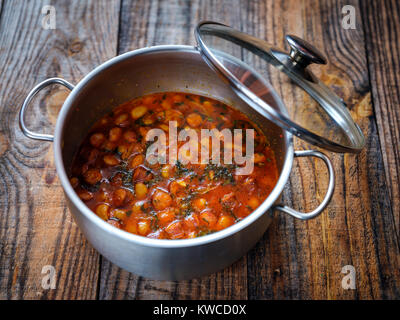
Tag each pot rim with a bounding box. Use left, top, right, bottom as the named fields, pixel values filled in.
left=54, top=45, right=294, bottom=248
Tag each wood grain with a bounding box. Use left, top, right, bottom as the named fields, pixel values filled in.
left=96, top=0, right=400, bottom=300
left=0, top=0, right=399, bottom=300
left=360, top=0, right=400, bottom=238
left=99, top=0, right=248, bottom=300
left=98, top=0, right=400, bottom=300
left=0, top=0, right=120, bottom=299
left=243, top=0, right=400, bottom=299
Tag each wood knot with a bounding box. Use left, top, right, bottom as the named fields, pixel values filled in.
left=273, top=268, right=281, bottom=276
left=45, top=170, right=57, bottom=184
left=69, top=40, right=83, bottom=54
left=354, top=93, right=372, bottom=118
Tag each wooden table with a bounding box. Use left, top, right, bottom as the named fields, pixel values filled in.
left=0, top=0, right=399, bottom=300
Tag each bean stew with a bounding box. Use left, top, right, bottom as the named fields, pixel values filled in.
left=69, top=92, right=279, bottom=239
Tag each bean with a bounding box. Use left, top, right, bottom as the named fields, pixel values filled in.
left=152, top=190, right=172, bottom=210
left=157, top=209, right=175, bottom=226
left=172, top=94, right=184, bottom=103
left=216, top=215, right=235, bottom=230
left=203, top=100, right=213, bottom=112
left=83, top=168, right=102, bottom=185
left=138, top=127, right=150, bottom=137
left=247, top=197, right=260, bottom=209
left=90, top=133, right=105, bottom=148
left=165, top=221, right=185, bottom=239
left=123, top=130, right=136, bottom=143
left=142, top=115, right=154, bottom=125
left=70, top=177, right=79, bottom=188
left=131, top=201, right=143, bottom=214
left=130, top=154, right=144, bottom=168
left=254, top=153, right=266, bottom=163
left=159, top=124, right=169, bottom=132
left=137, top=219, right=151, bottom=236
left=87, top=149, right=99, bottom=163
left=184, top=214, right=200, bottom=230
left=117, top=144, right=128, bottom=158
left=125, top=219, right=137, bottom=234
left=199, top=211, right=217, bottom=228
left=131, top=105, right=148, bottom=119
left=143, top=96, right=154, bottom=104
left=111, top=208, right=127, bottom=220
left=103, top=140, right=117, bottom=151
left=133, top=167, right=149, bottom=181
left=78, top=190, right=93, bottom=201
left=164, top=110, right=184, bottom=126
left=176, top=179, right=187, bottom=187
left=135, top=182, right=148, bottom=199
left=161, top=165, right=170, bottom=178
left=192, top=198, right=207, bottom=211
left=103, top=154, right=120, bottom=166
left=114, top=113, right=129, bottom=127
left=203, top=100, right=212, bottom=108
left=113, top=188, right=127, bottom=207
left=186, top=113, right=203, bottom=128
left=161, top=100, right=171, bottom=109
left=96, top=204, right=110, bottom=220
left=97, top=191, right=110, bottom=203
left=169, top=180, right=187, bottom=195
left=109, top=127, right=122, bottom=142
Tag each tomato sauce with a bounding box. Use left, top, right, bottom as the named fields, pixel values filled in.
left=70, top=92, right=279, bottom=239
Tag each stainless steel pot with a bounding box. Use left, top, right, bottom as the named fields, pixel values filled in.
left=19, top=45, right=334, bottom=280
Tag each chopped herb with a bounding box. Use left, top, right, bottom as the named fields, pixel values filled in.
left=113, top=147, right=122, bottom=157
left=122, top=170, right=133, bottom=187
left=175, top=160, right=190, bottom=177
left=144, top=174, right=162, bottom=187
left=135, top=118, right=145, bottom=126
left=151, top=215, right=159, bottom=231
left=202, top=163, right=237, bottom=185
left=81, top=181, right=100, bottom=193
left=198, top=229, right=214, bottom=237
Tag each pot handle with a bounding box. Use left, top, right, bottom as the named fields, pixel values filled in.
left=274, top=150, right=335, bottom=220
left=19, top=78, right=74, bottom=142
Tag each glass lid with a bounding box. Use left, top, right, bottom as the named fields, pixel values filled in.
left=195, top=21, right=365, bottom=153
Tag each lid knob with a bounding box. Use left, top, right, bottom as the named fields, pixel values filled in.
left=286, top=35, right=327, bottom=68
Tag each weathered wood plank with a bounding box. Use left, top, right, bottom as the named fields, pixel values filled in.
left=0, top=0, right=120, bottom=299
left=360, top=0, right=400, bottom=239
left=99, top=0, right=400, bottom=300
left=2, top=0, right=398, bottom=300
left=245, top=0, right=400, bottom=299
left=99, top=0, right=249, bottom=300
